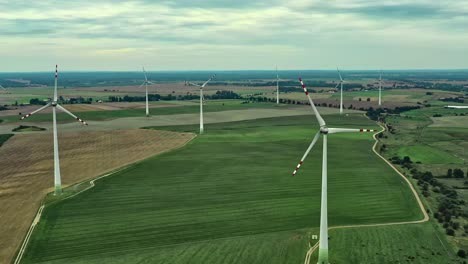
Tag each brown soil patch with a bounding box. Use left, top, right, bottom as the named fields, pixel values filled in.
left=0, top=129, right=195, bottom=263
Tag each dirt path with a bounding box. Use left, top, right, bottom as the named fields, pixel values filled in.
left=303, top=123, right=429, bottom=264
left=0, top=129, right=195, bottom=264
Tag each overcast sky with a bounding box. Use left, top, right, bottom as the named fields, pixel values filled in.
left=1, top=0, right=467, bottom=71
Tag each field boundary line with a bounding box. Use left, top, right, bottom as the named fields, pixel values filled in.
left=304, top=122, right=429, bottom=264
left=13, top=205, right=44, bottom=264
left=13, top=132, right=196, bottom=264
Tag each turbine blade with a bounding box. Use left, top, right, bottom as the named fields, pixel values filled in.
left=188, top=82, right=202, bottom=87
left=56, top=104, right=88, bottom=125
left=138, top=82, right=145, bottom=89
left=201, top=74, right=216, bottom=87
left=328, top=127, right=377, bottom=134
left=334, top=82, right=340, bottom=89
left=337, top=68, right=343, bottom=81
left=20, top=103, right=51, bottom=120
left=292, top=131, right=321, bottom=176
left=299, top=78, right=326, bottom=127
left=0, top=84, right=6, bottom=91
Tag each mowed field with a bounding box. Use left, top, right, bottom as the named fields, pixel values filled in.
left=0, top=129, right=194, bottom=264
left=21, top=114, right=423, bottom=263
left=324, top=222, right=456, bottom=263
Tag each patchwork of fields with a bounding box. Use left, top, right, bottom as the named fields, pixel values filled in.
left=0, top=129, right=194, bottom=263
left=19, top=115, right=425, bottom=263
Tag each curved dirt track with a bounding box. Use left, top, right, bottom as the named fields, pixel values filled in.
left=303, top=123, right=429, bottom=264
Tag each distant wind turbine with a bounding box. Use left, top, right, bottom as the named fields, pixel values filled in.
left=139, top=67, right=155, bottom=117
left=378, top=71, right=383, bottom=106
left=20, top=65, right=88, bottom=195
left=276, top=66, right=279, bottom=104
left=292, top=78, right=376, bottom=264
left=188, top=74, right=216, bottom=134
left=336, top=68, right=346, bottom=114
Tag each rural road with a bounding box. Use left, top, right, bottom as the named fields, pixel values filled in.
left=303, top=123, right=430, bottom=264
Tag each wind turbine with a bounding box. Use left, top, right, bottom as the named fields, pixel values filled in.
left=20, top=65, right=88, bottom=195
left=276, top=66, right=279, bottom=104
left=292, top=78, right=376, bottom=264
left=139, top=67, right=155, bottom=117
left=335, top=68, right=346, bottom=114
left=188, top=74, right=216, bottom=134
left=378, top=71, right=382, bottom=106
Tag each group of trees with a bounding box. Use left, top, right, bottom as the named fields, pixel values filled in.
left=446, top=168, right=467, bottom=178
left=440, top=97, right=465, bottom=103
left=108, top=90, right=242, bottom=103
left=390, top=155, right=466, bottom=240
left=366, top=106, right=421, bottom=121
left=29, top=97, right=93, bottom=105
left=411, top=168, right=465, bottom=237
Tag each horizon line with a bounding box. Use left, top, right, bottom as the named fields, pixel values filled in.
left=1, top=68, right=468, bottom=74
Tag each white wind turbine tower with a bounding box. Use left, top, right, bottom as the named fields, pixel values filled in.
left=378, top=71, right=382, bottom=106
left=335, top=68, right=346, bottom=114
left=139, top=67, right=155, bottom=117
left=276, top=66, right=279, bottom=104
left=188, top=74, right=216, bottom=134
left=20, top=65, right=88, bottom=195
left=292, top=78, right=376, bottom=264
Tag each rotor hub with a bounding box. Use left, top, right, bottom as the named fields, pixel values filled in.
left=51, top=101, right=57, bottom=107
left=320, top=126, right=329, bottom=134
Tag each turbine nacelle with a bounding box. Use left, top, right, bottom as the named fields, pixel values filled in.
left=320, top=127, right=329, bottom=134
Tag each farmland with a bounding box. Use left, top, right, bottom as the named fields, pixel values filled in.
left=0, top=129, right=194, bottom=263
left=20, top=114, right=424, bottom=263
left=379, top=105, right=468, bottom=254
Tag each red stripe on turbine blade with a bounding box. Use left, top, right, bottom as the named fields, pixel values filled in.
left=360, top=129, right=363, bottom=132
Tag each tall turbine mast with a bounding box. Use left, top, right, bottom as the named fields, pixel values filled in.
left=188, top=74, right=216, bottom=134
left=276, top=66, right=279, bottom=104
left=336, top=68, right=346, bottom=114
left=139, top=67, right=155, bottom=117
left=20, top=65, right=88, bottom=195
left=292, top=78, right=376, bottom=263
left=378, top=71, right=382, bottom=106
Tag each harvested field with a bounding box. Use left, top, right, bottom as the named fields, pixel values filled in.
left=0, top=129, right=194, bottom=264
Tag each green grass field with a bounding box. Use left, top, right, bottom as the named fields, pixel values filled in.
left=397, top=145, right=464, bottom=164
left=0, top=133, right=13, bottom=147
left=324, top=222, right=456, bottom=264
left=20, top=114, right=425, bottom=263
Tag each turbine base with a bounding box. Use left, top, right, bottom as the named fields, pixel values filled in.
left=54, top=185, right=62, bottom=195
left=317, top=248, right=329, bottom=264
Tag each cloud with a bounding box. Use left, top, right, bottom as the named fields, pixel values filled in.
left=0, top=0, right=467, bottom=70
